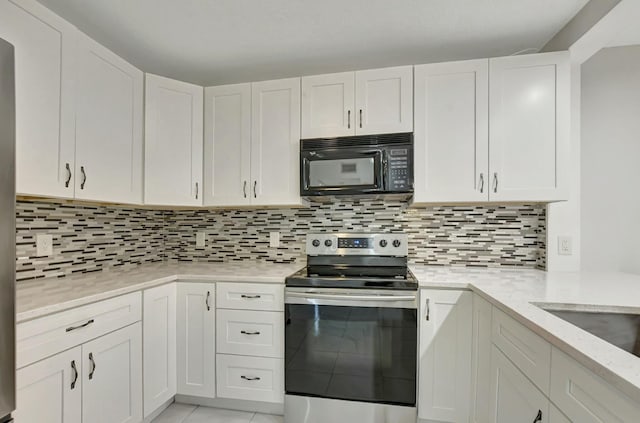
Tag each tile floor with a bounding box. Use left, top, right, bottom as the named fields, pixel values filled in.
left=152, top=403, right=283, bottom=423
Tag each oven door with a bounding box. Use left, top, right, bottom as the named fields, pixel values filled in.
left=285, top=288, right=417, bottom=406
left=300, top=148, right=385, bottom=196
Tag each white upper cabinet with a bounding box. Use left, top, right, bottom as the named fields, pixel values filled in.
left=145, top=74, right=203, bottom=206
left=0, top=0, right=76, bottom=198
left=251, top=77, right=302, bottom=206
left=489, top=51, right=569, bottom=202
left=301, top=66, right=413, bottom=138
left=301, top=72, right=355, bottom=138
left=204, top=83, right=252, bottom=207
left=355, top=66, right=413, bottom=135
left=74, top=32, right=144, bottom=204
left=414, top=59, right=489, bottom=203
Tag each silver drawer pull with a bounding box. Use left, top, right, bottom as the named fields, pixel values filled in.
left=241, top=294, right=261, bottom=299
left=66, top=319, right=94, bottom=332
left=240, top=330, right=261, bottom=335
left=241, top=375, right=261, bottom=381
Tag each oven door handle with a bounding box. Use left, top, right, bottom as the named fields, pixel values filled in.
left=286, top=292, right=416, bottom=302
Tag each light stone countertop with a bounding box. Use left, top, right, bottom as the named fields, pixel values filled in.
left=411, top=265, right=640, bottom=404
left=16, top=262, right=303, bottom=322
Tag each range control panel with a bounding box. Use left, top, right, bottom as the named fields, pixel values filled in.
left=306, top=233, right=408, bottom=256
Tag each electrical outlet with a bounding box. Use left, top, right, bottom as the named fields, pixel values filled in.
left=36, top=234, right=53, bottom=256
left=558, top=236, right=572, bottom=256
left=196, top=232, right=206, bottom=248
left=270, top=232, right=280, bottom=248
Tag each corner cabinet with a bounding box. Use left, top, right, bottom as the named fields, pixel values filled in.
left=301, top=66, right=413, bottom=138
left=413, top=52, right=569, bottom=204
left=0, top=0, right=76, bottom=199
left=418, top=289, right=472, bottom=423
left=144, top=74, right=203, bottom=206
left=204, top=78, right=303, bottom=207
left=74, top=32, right=144, bottom=204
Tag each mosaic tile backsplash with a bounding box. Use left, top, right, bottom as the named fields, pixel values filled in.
left=16, top=199, right=546, bottom=281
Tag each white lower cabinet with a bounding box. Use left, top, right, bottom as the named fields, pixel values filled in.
left=550, top=347, right=640, bottom=422
left=217, top=309, right=284, bottom=358
left=470, top=294, right=492, bottom=423
left=14, top=346, right=82, bottom=423
left=488, top=345, right=549, bottom=423
left=176, top=282, right=216, bottom=398
left=82, top=323, right=143, bottom=423
left=143, top=284, right=177, bottom=417
left=418, top=289, right=472, bottom=423
left=216, top=354, right=284, bottom=403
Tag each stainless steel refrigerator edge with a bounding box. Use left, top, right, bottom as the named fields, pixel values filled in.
left=0, top=37, right=16, bottom=422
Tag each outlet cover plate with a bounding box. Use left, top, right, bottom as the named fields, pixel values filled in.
left=36, top=234, right=53, bottom=256
left=270, top=232, right=280, bottom=248
left=558, top=236, right=572, bottom=256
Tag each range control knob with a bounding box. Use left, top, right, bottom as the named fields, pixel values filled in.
left=312, top=239, right=320, bottom=247
left=379, top=239, right=388, bottom=248
left=392, top=239, right=402, bottom=248
left=324, top=239, right=333, bottom=247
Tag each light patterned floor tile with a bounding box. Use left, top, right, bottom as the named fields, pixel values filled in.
left=184, top=406, right=255, bottom=423
left=151, top=403, right=197, bottom=423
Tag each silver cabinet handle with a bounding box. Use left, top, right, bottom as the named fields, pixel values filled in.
left=241, top=375, right=261, bottom=381
left=243, top=181, right=247, bottom=198
left=347, top=110, right=351, bottom=129
left=240, top=330, right=261, bottom=335
left=479, top=173, right=484, bottom=193
left=195, top=182, right=199, bottom=200
left=66, top=319, right=94, bottom=332
left=359, top=109, right=363, bottom=128
left=88, top=352, right=96, bottom=380
left=425, top=298, right=430, bottom=321
left=253, top=181, right=257, bottom=198
left=241, top=294, right=261, bottom=299
left=493, top=172, right=498, bottom=193
left=71, top=360, right=78, bottom=390
left=65, top=163, right=72, bottom=188
left=206, top=291, right=211, bottom=311
left=80, top=166, right=87, bottom=190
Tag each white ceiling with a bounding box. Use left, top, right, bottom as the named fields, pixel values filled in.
left=37, top=0, right=588, bottom=85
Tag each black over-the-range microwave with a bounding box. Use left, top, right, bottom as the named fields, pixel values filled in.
left=300, top=132, right=414, bottom=197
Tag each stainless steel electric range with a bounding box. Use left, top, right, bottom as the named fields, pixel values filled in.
left=284, top=233, right=418, bottom=423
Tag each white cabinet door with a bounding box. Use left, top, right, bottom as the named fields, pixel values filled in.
left=145, top=74, right=203, bottom=206
left=176, top=282, right=216, bottom=398
left=414, top=60, right=489, bottom=203
left=301, top=72, right=355, bottom=138
left=489, top=345, right=549, bottom=423
left=0, top=0, right=76, bottom=198
left=355, top=66, right=413, bottom=135
left=250, top=77, right=302, bottom=206
left=14, top=346, right=82, bottom=423
left=489, top=51, right=569, bottom=202
left=470, top=294, right=492, bottom=423
left=83, top=323, right=143, bottom=423
left=204, top=83, right=251, bottom=206
left=418, top=289, right=472, bottom=422
left=143, top=284, right=177, bottom=417
left=74, top=32, right=143, bottom=204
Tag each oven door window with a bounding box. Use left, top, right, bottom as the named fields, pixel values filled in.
left=285, top=304, right=417, bottom=406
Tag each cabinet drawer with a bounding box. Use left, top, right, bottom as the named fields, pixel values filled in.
left=492, top=307, right=551, bottom=394
left=216, top=354, right=284, bottom=403
left=550, top=347, right=640, bottom=422
left=216, top=283, right=284, bottom=311
left=217, top=309, right=284, bottom=358
left=17, top=292, right=142, bottom=368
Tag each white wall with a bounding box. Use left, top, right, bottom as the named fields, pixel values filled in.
left=581, top=45, right=640, bottom=274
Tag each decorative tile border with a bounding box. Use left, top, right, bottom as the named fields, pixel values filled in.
left=16, top=199, right=546, bottom=282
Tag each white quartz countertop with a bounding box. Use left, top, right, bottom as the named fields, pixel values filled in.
left=410, top=265, right=640, bottom=404
left=16, top=262, right=303, bottom=322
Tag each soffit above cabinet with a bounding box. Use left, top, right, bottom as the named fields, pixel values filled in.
left=35, top=0, right=587, bottom=85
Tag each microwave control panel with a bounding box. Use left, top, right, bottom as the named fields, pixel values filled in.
left=387, top=148, right=412, bottom=191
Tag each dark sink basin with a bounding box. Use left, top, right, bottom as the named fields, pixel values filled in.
left=544, top=309, right=640, bottom=358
